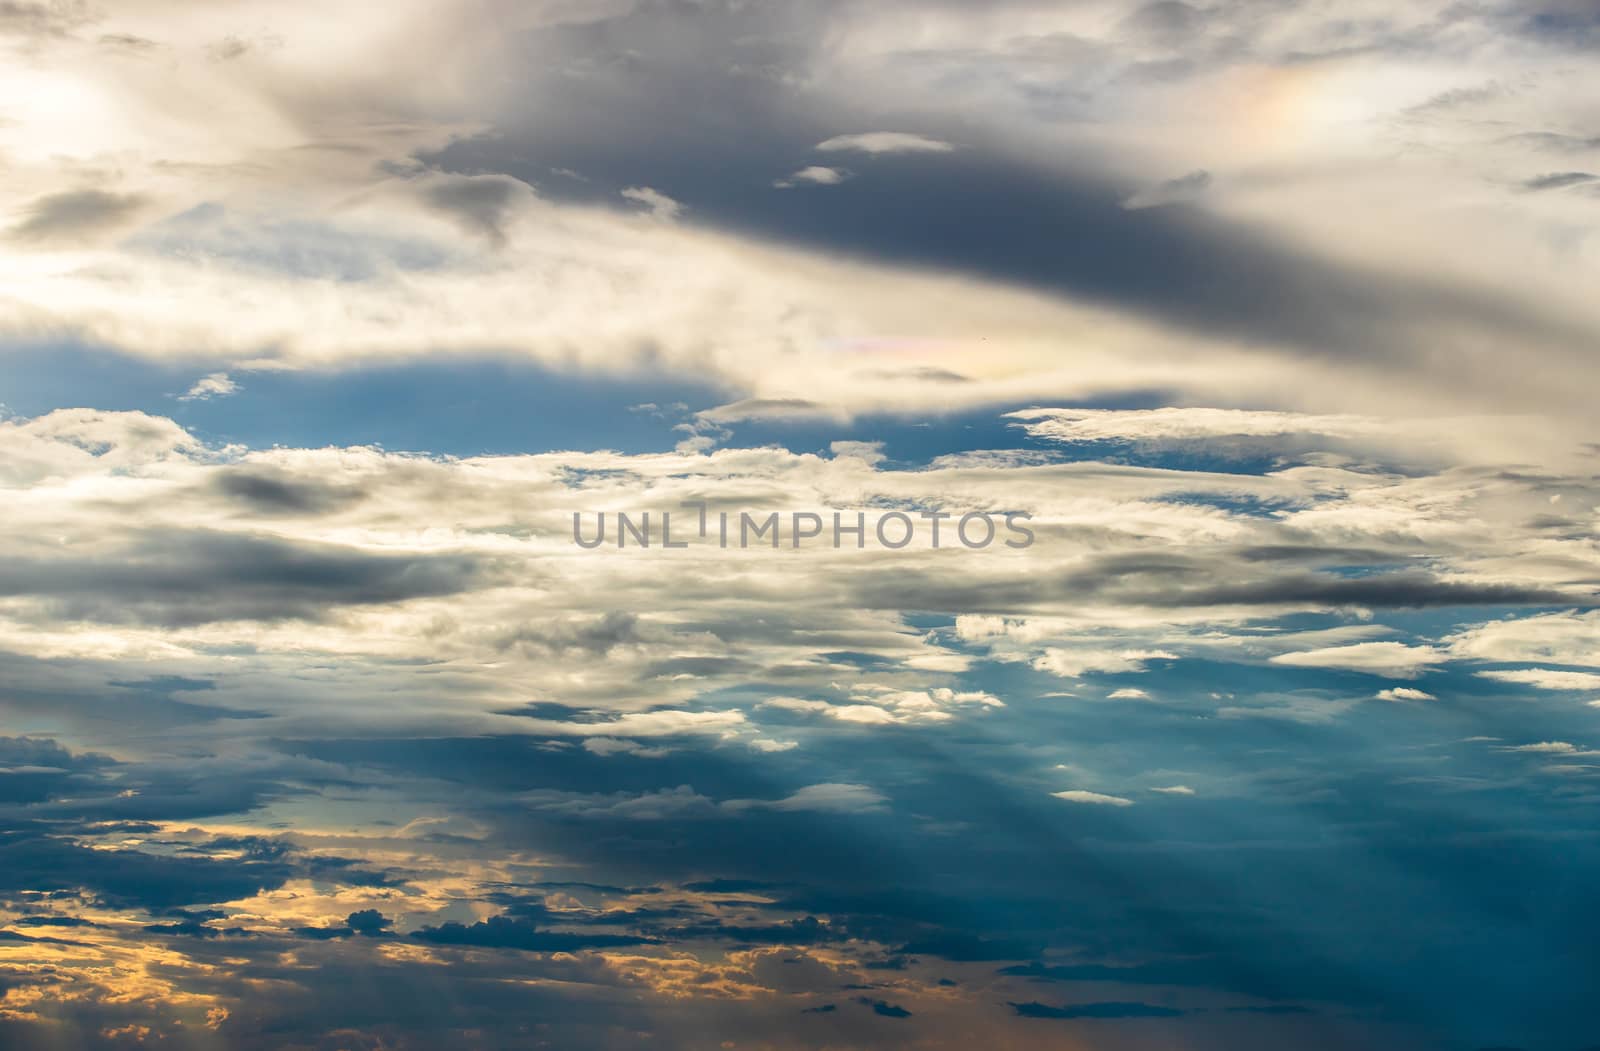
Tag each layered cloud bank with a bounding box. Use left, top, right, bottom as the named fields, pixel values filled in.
left=2, top=405, right=1599, bottom=1047
left=3, top=0, right=1600, bottom=423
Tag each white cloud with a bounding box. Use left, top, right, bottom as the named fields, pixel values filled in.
left=1052, top=790, right=1134, bottom=807
left=814, top=132, right=954, bottom=154
left=1376, top=687, right=1437, bottom=702
left=2, top=404, right=1598, bottom=750
left=765, top=782, right=886, bottom=813
left=1271, top=643, right=1445, bottom=678
left=1009, top=407, right=1387, bottom=444
left=774, top=165, right=850, bottom=188
left=1033, top=649, right=1177, bottom=678
left=1150, top=785, right=1195, bottom=795
left=1476, top=669, right=1600, bottom=691
left=1449, top=611, right=1600, bottom=665
left=723, top=783, right=887, bottom=814
left=178, top=372, right=240, bottom=401
left=619, top=186, right=682, bottom=220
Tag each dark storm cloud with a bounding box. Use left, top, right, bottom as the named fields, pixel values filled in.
left=0, top=530, right=488, bottom=625
left=665, top=914, right=840, bottom=946
left=6, top=189, right=147, bottom=244
left=0, top=736, right=409, bottom=916
left=0, top=834, right=295, bottom=910
left=295, top=909, right=395, bottom=941
left=0, top=736, right=112, bottom=805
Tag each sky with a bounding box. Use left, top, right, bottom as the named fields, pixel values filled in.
left=2, top=2, right=1600, bottom=1049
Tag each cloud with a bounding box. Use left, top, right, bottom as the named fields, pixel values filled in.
left=178, top=372, right=239, bottom=401
left=420, top=173, right=532, bottom=247
left=1033, top=649, right=1177, bottom=678
left=815, top=132, right=955, bottom=154
left=0, top=0, right=99, bottom=42
left=412, top=914, right=654, bottom=952
left=1476, top=669, right=1600, bottom=691
left=3, top=4, right=1600, bottom=1047
left=1501, top=741, right=1580, bottom=754
left=1122, top=169, right=1212, bottom=210
left=0, top=529, right=488, bottom=627
left=7, top=189, right=148, bottom=244
left=1447, top=611, right=1600, bottom=665
left=1149, top=785, right=1194, bottom=795
left=1009, top=407, right=1388, bottom=444
left=1051, top=790, right=1134, bottom=807
left=856, top=997, right=912, bottom=1017
left=1376, top=687, right=1437, bottom=702
left=619, top=186, right=682, bottom=220
left=1271, top=643, right=1446, bottom=678
left=774, top=165, right=851, bottom=188
left=1520, top=172, right=1599, bottom=192
left=763, top=783, right=886, bottom=813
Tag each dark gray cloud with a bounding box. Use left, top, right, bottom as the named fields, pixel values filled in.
left=0, top=530, right=489, bottom=625
left=420, top=174, right=531, bottom=247
left=7, top=189, right=148, bottom=244
left=412, top=913, right=654, bottom=952
left=0, top=0, right=95, bottom=42
left=1520, top=171, right=1599, bottom=192
left=1122, top=168, right=1211, bottom=209
left=96, top=31, right=159, bottom=54
left=844, top=562, right=1587, bottom=615
left=424, top=0, right=1600, bottom=415
left=211, top=468, right=369, bottom=515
